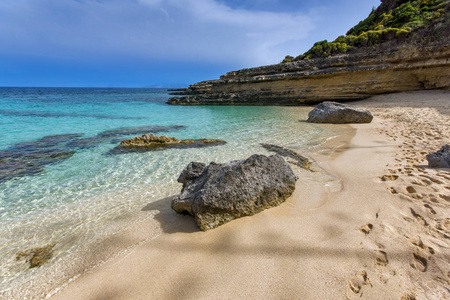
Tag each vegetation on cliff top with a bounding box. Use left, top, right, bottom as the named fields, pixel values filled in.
left=282, top=0, right=450, bottom=63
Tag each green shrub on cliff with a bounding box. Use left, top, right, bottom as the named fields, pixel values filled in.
left=282, top=55, right=295, bottom=63
left=346, top=0, right=447, bottom=35
left=282, top=0, right=450, bottom=62
left=302, top=40, right=351, bottom=59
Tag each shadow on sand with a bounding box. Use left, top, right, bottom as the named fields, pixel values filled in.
left=141, top=196, right=200, bottom=234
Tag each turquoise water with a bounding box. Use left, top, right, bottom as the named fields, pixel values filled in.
left=0, top=87, right=342, bottom=297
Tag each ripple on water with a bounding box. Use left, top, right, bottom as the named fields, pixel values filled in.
left=0, top=88, right=348, bottom=298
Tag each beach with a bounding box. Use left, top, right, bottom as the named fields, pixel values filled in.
left=0, top=88, right=345, bottom=299
left=47, top=90, right=449, bottom=299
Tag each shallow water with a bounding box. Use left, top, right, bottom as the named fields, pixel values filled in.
left=0, top=87, right=347, bottom=297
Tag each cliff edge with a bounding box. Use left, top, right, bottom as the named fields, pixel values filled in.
left=168, top=0, right=450, bottom=105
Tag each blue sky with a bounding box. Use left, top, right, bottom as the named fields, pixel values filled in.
left=0, top=0, right=381, bottom=87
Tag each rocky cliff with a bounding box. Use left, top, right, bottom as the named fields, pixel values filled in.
left=167, top=43, right=450, bottom=105
left=167, top=0, right=450, bottom=105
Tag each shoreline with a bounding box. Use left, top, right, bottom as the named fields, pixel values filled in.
left=8, top=90, right=450, bottom=299
left=51, top=90, right=449, bottom=299
left=51, top=110, right=397, bottom=299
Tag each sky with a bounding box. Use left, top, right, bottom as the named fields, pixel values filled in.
left=0, top=0, right=381, bottom=88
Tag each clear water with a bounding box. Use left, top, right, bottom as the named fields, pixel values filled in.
left=0, top=87, right=344, bottom=297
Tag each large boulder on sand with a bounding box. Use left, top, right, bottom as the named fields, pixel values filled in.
left=426, top=144, right=450, bottom=168
left=171, top=154, right=298, bottom=231
left=307, top=101, right=373, bottom=124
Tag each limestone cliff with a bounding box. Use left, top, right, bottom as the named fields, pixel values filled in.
left=168, top=0, right=450, bottom=105
left=168, top=44, right=449, bottom=105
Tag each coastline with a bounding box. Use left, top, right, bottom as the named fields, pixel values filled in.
left=50, top=91, right=449, bottom=299
left=22, top=91, right=450, bottom=299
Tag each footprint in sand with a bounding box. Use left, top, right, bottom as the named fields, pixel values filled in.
left=411, top=248, right=429, bottom=272
left=428, top=194, right=439, bottom=203
left=389, top=187, right=398, bottom=194
left=410, top=208, right=428, bottom=226
left=410, top=193, right=424, bottom=200
left=438, top=194, right=450, bottom=202
left=411, top=179, right=426, bottom=186
left=423, top=203, right=437, bottom=214
left=401, top=293, right=417, bottom=300
left=420, top=174, right=444, bottom=185
left=408, top=236, right=435, bottom=254
left=437, top=174, right=450, bottom=181
left=348, top=270, right=371, bottom=294
left=381, top=175, right=399, bottom=181
left=419, top=178, right=433, bottom=185
left=359, top=223, right=373, bottom=234
left=374, top=250, right=389, bottom=266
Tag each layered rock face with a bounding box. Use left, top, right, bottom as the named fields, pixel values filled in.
left=167, top=44, right=450, bottom=105
left=171, top=154, right=298, bottom=230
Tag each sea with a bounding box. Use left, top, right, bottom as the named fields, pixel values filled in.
left=0, top=87, right=348, bottom=298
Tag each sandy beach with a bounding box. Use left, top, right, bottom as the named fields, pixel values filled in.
left=50, top=90, right=449, bottom=300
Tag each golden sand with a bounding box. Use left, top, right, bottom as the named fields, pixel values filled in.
left=51, top=90, right=449, bottom=299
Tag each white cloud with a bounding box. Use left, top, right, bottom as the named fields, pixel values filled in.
left=0, top=0, right=317, bottom=66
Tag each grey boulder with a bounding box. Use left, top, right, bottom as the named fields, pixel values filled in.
left=171, top=154, right=298, bottom=231
left=426, top=144, right=450, bottom=168
left=307, top=101, right=373, bottom=124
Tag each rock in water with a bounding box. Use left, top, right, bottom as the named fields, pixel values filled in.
left=120, top=133, right=182, bottom=146
left=171, top=154, right=298, bottom=231
left=16, top=243, right=56, bottom=268
left=260, top=143, right=314, bottom=171
left=426, top=144, right=450, bottom=168
left=111, top=133, right=226, bottom=154
left=307, top=101, right=373, bottom=124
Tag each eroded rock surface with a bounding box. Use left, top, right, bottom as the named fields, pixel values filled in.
left=171, top=154, right=298, bottom=230
left=111, top=133, right=225, bottom=154
left=307, top=101, right=373, bottom=124
left=167, top=44, right=450, bottom=105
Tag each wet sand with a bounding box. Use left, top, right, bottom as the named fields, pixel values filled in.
left=51, top=90, right=449, bottom=299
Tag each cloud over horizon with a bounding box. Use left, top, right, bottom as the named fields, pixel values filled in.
left=0, top=0, right=381, bottom=86
left=0, top=0, right=317, bottom=66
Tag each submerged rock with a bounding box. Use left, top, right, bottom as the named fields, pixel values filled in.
left=66, top=125, right=186, bottom=149
left=261, top=143, right=314, bottom=171
left=171, top=154, right=298, bottom=231
left=97, top=125, right=186, bottom=138
left=0, top=126, right=188, bottom=182
left=110, top=133, right=225, bottom=154
left=16, top=243, right=56, bottom=268
left=10, top=134, right=83, bottom=151
left=307, top=101, right=373, bottom=124
left=120, top=133, right=182, bottom=146
left=0, top=134, right=80, bottom=183
left=426, top=144, right=450, bottom=168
